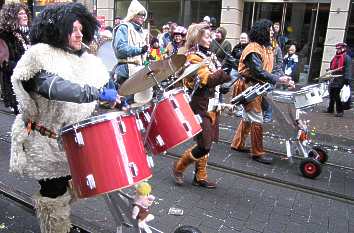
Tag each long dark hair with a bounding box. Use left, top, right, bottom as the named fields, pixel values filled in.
left=249, top=19, right=272, bottom=47
left=0, top=2, right=31, bottom=32
left=30, top=2, right=99, bottom=49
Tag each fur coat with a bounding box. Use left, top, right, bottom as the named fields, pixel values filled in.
left=10, top=43, right=109, bottom=179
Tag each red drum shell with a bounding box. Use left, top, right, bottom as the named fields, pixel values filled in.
left=140, top=89, right=202, bottom=155
left=61, top=112, right=152, bottom=198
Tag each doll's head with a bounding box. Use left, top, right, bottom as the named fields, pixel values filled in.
left=136, top=181, right=152, bottom=196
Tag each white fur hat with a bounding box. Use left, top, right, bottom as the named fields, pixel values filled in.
left=124, top=0, right=147, bottom=22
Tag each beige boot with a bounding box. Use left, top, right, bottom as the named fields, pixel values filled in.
left=193, top=155, right=216, bottom=189
left=172, top=146, right=198, bottom=185
left=33, top=191, right=72, bottom=233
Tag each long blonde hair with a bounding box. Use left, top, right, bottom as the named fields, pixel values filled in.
left=185, top=23, right=210, bottom=50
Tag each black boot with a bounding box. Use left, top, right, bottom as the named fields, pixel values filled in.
left=252, top=154, right=274, bottom=164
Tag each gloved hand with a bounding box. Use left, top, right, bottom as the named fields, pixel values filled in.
left=219, top=86, right=230, bottom=94
left=141, top=45, right=149, bottom=54
left=222, top=56, right=236, bottom=75
left=98, top=88, right=117, bottom=102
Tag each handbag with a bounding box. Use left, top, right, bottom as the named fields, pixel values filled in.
left=340, top=84, right=351, bottom=102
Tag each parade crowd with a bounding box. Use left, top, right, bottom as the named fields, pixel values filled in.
left=0, top=0, right=352, bottom=233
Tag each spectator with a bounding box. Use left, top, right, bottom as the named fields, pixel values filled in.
left=262, top=27, right=286, bottom=123
left=149, top=37, right=164, bottom=61
left=211, top=26, right=232, bottom=63
left=158, top=24, right=169, bottom=47
left=324, top=42, right=352, bottom=117
left=231, top=32, right=249, bottom=69
left=114, top=16, right=121, bottom=27
left=165, top=25, right=187, bottom=56
left=0, top=2, right=31, bottom=114
left=229, top=32, right=249, bottom=117
left=273, top=22, right=288, bottom=52
left=283, top=44, right=298, bottom=81
left=162, top=21, right=177, bottom=48
left=202, top=16, right=210, bottom=25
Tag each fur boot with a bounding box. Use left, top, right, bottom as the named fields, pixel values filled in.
left=33, top=191, right=72, bottom=233
left=193, top=155, right=216, bottom=189
left=172, top=145, right=198, bottom=185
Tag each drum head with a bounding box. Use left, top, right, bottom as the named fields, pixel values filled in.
left=60, top=111, right=124, bottom=133
left=97, top=40, right=117, bottom=71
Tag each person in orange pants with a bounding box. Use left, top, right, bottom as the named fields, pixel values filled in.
left=230, top=19, right=293, bottom=164
left=172, top=23, right=231, bottom=188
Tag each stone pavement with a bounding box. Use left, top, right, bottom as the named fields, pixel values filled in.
left=0, top=99, right=354, bottom=233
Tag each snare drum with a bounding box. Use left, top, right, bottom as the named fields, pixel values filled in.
left=139, top=89, right=202, bottom=155
left=60, top=112, right=152, bottom=198
left=294, top=87, right=323, bottom=109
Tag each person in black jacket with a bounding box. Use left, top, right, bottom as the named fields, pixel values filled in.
left=0, top=2, right=31, bottom=114
left=324, top=42, right=352, bottom=117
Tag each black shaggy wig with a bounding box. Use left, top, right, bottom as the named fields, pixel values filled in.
left=30, top=2, right=99, bottom=49
left=249, top=19, right=272, bottom=47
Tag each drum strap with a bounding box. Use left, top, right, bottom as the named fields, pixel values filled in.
left=25, top=120, right=58, bottom=139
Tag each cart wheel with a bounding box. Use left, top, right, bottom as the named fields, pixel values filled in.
left=308, top=147, right=328, bottom=164
left=299, top=158, right=322, bottom=179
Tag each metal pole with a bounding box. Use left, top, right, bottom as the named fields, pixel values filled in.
left=251, top=0, right=256, bottom=27
left=308, top=1, right=320, bottom=83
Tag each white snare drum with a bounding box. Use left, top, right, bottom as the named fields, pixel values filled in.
left=294, top=87, right=323, bottom=109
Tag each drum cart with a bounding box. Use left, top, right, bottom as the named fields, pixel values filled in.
left=271, top=82, right=329, bottom=179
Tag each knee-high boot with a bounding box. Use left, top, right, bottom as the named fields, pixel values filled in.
left=33, top=191, right=72, bottom=233
left=172, top=145, right=198, bottom=185
left=250, top=122, right=265, bottom=156
left=193, top=154, right=216, bottom=189
left=231, top=120, right=251, bottom=150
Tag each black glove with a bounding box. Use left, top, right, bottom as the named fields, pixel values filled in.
left=141, top=45, right=149, bottom=54
left=219, top=86, right=230, bottom=94
left=222, top=56, right=236, bottom=75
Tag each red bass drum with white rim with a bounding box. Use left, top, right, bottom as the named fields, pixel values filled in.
left=60, top=112, right=152, bottom=198
left=139, top=89, right=202, bottom=155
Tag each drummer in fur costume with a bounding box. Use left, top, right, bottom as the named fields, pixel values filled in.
left=10, top=3, right=118, bottom=233
left=230, top=19, right=293, bottom=164
left=172, top=23, right=231, bottom=188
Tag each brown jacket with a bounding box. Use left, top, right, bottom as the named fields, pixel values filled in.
left=184, top=51, right=230, bottom=147
left=233, top=42, right=274, bottom=112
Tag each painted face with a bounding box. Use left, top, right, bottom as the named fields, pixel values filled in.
left=68, top=20, right=83, bottom=51
left=17, top=9, right=28, bottom=27
left=132, top=13, right=146, bottom=26
left=239, top=33, right=249, bottom=45
left=199, top=29, right=212, bottom=49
